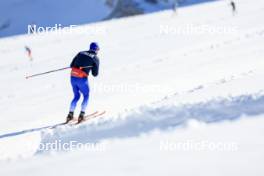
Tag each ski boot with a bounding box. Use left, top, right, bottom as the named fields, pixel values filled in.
left=78, top=111, right=85, bottom=123
left=66, top=112, right=74, bottom=123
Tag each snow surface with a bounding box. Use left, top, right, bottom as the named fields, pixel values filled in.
left=0, top=0, right=264, bottom=175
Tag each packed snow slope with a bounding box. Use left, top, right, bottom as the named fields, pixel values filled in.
left=0, top=0, right=264, bottom=175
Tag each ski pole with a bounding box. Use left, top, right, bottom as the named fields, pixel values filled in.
left=26, top=66, right=93, bottom=79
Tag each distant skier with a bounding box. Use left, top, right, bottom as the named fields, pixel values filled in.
left=25, top=46, right=33, bottom=61
left=173, top=0, right=179, bottom=14
left=66, top=42, right=100, bottom=123
left=230, top=1, right=236, bottom=15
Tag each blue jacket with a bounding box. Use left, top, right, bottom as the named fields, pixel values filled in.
left=70, top=50, right=100, bottom=77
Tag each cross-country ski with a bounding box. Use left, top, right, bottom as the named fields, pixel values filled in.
left=49, top=111, right=106, bottom=129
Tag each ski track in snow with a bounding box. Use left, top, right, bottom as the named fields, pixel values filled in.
left=36, top=93, right=264, bottom=154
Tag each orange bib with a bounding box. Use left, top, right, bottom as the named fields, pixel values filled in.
left=71, top=67, right=88, bottom=78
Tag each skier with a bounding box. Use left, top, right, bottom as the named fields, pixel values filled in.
left=173, top=0, right=179, bottom=14
left=230, top=1, right=236, bottom=15
left=66, top=42, right=100, bottom=123
left=25, top=46, right=33, bottom=61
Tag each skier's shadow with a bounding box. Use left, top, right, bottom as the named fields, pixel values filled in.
left=0, top=123, right=65, bottom=139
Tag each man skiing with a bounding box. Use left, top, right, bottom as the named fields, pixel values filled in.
left=230, top=1, right=236, bottom=15
left=66, top=42, right=100, bottom=123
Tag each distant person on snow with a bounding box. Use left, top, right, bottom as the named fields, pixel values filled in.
left=173, top=0, right=179, bottom=14
left=66, top=42, right=100, bottom=123
left=25, top=46, right=33, bottom=61
left=230, top=1, right=236, bottom=15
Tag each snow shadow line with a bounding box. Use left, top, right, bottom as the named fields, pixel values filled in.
left=0, top=123, right=65, bottom=139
